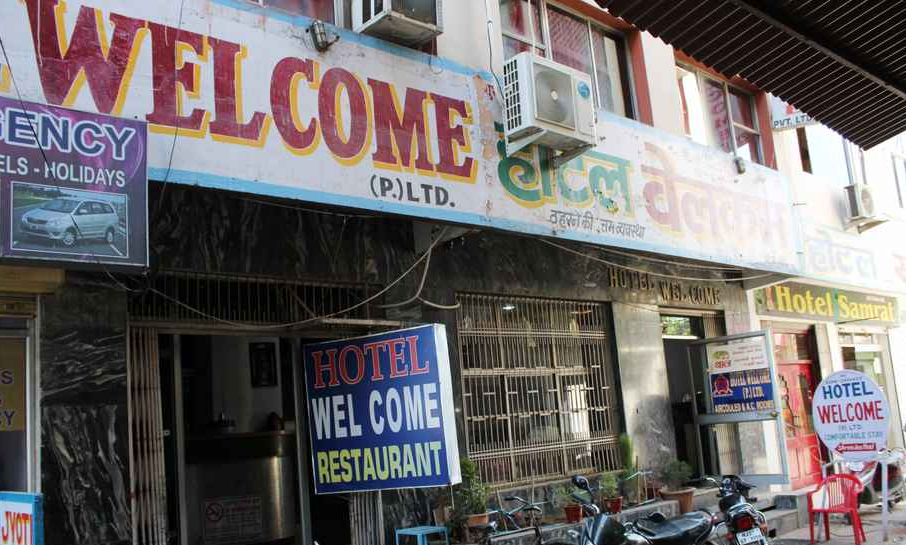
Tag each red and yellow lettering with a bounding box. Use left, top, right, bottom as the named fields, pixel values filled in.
left=208, top=37, right=270, bottom=146
left=23, top=0, right=146, bottom=114
left=433, top=95, right=477, bottom=182
left=146, top=23, right=209, bottom=136
left=271, top=57, right=321, bottom=155
left=368, top=79, right=434, bottom=174
left=319, top=68, right=372, bottom=166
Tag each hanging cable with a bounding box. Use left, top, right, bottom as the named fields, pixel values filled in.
left=145, top=226, right=450, bottom=329
left=377, top=244, right=434, bottom=308
left=539, top=238, right=777, bottom=283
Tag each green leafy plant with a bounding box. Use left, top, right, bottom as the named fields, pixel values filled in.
left=454, top=459, right=489, bottom=515
left=600, top=473, right=620, bottom=499
left=661, top=460, right=693, bottom=491
left=553, top=483, right=579, bottom=508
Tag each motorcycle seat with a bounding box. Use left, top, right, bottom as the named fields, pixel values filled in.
left=635, top=512, right=713, bottom=545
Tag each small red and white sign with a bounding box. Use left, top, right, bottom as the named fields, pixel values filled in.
left=813, top=370, right=889, bottom=462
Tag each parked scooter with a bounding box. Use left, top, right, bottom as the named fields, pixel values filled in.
left=705, top=475, right=768, bottom=545
left=564, top=475, right=717, bottom=545
left=844, top=448, right=906, bottom=508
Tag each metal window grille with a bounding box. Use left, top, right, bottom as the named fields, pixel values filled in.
left=129, top=326, right=168, bottom=545
left=456, top=294, right=622, bottom=488
left=128, top=270, right=379, bottom=326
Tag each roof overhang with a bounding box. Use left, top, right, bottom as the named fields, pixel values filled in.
left=595, top=0, right=906, bottom=149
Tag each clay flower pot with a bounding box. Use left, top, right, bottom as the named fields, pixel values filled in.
left=564, top=503, right=584, bottom=523
left=466, top=512, right=490, bottom=526
left=603, top=496, right=623, bottom=514
left=659, top=487, right=696, bottom=514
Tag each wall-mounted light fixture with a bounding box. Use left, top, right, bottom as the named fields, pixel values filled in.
left=734, top=156, right=747, bottom=174
left=308, top=19, right=339, bottom=52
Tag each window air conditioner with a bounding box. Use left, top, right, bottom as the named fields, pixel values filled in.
left=502, top=52, right=596, bottom=164
left=845, top=183, right=876, bottom=221
left=351, top=0, right=443, bottom=46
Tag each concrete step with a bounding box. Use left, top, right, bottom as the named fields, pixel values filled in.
left=765, top=508, right=802, bottom=538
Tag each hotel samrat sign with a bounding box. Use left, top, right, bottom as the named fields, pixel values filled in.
left=0, top=0, right=799, bottom=272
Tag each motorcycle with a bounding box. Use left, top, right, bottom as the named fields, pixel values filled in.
left=564, top=475, right=716, bottom=545
left=844, top=448, right=906, bottom=508
left=705, top=475, right=768, bottom=545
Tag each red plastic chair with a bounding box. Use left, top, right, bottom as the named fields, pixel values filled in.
left=807, top=474, right=866, bottom=545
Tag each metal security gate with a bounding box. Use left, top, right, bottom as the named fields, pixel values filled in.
left=456, top=294, right=622, bottom=487
left=129, top=326, right=168, bottom=545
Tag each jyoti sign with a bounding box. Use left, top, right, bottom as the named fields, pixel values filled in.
left=302, top=324, right=460, bottom=494
left=813, top=370, right=889, bottom=461
left=0, top=0, right=799, bottom=273
left=0, top=493, right=43, bottom=545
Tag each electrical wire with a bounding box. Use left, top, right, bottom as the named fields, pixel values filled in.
left=151, top=0, right=188, bottom=225
left=145, top=226, right=450, bottom=330
left=483, top=0, right=506, bottom=103
left=539, top=238, right=778, bottom=283
left=377, top=245, right=433, bottom=308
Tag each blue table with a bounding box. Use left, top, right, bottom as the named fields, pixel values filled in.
left=396, top=526, right=450, bottom=545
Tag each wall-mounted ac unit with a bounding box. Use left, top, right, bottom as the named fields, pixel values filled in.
left=351, top=0, right=443, bottom=47
left=502, top=52, right=596, bottom=164
left=845, top=183, right=876, bottom=221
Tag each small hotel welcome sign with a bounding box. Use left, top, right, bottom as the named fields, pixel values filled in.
left=302, top=325, right=460, bottom=494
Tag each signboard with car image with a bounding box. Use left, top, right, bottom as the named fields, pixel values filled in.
left=0, top=96, right=147, bottom=267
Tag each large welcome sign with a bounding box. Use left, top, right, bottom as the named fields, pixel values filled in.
left=0, top=0, right=799, bottom=272
left=302, top=325, right=460, bottom=494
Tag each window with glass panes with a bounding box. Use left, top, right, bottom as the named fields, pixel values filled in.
left=251, top=0, right=335, bottom=20
left=499, top=0, right=634, bottom=118
left=676, top=64, right=763, bottom=164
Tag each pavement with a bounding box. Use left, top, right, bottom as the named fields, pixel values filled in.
left=774, top=504, right=906, bottom=545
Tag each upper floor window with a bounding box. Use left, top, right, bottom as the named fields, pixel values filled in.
left=252, top=0, right=335, bottom=21
left=677, top=64, right=763, bottom=164
left=500, top=0, right=634, bottom=119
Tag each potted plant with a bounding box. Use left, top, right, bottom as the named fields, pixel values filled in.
left=554, top=483, right=583, bottom=523
left=452, top=459, right=490, bottom=527
left=600, top=473, right=623, bottom=514
left=658, top=460, right=695, bottom=513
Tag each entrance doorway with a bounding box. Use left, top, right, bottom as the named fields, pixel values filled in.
left=773, top=329, right=822, bottom=490
left=661, top=312, right=726, bottom=475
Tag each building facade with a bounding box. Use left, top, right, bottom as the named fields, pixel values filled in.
left=0, top=1, right=903, bottom=545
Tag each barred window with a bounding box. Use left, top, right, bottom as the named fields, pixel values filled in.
left=456, top=294, right=623, bottom=487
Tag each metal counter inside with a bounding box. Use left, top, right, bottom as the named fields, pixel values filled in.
left=186, top=432, right=297, bottom=545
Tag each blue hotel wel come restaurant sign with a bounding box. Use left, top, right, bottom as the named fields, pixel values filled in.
left=303, top=324, right=461, bottom=494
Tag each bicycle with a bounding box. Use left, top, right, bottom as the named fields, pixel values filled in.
left=488, top=495, right=546, bottom=531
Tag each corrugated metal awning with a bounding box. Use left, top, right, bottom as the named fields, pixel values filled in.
left=595, top=0, right=906, bottom=149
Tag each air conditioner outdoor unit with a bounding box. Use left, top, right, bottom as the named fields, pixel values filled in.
left=502, top=52, right=596, bottom=164
left=351, top=0, right=443, bottom=46
left=845, top=183, right=876, bottom=221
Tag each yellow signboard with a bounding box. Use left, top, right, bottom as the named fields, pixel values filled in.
left=0, top=339, right=26, bottom=432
